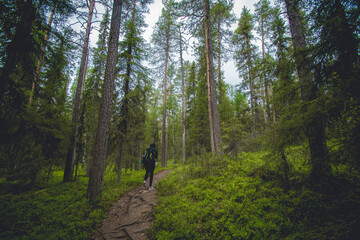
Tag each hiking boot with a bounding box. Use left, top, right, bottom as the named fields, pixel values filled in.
left=148, top=186, right=153, bottom=191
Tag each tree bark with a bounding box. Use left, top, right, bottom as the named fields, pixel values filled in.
left=285, top=0, right=329, bottom=181
left=260, top=14, right=269, bottom=126
left=179, top=29, right=186, bottom=164
left=166, top=73, right=171, bottom=164
left=203, top=0, right=222, bottom=154
left=217, top=18, right=223, bottom=103
left=64, top=0, right=95, bottom=182
left=247, top=46, right=256, bottom=135
left=260, top=12, right=268, bottom=126
left=87, top=0, right=123, bottom=202
left=161, top=25, right=170, bottom=167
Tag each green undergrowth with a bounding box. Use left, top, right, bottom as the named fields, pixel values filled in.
left=151, top=150, right=360, bottom=239
left=0, top=167, right=165, bottom=240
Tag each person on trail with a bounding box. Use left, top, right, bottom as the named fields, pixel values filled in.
left=142, top=143, right=158, bottom=190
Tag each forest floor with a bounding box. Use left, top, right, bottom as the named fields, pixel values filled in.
left=91, top=169, right=171, bottom=240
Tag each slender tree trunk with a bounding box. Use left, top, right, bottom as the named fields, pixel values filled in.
left=179, top=29, right=186, bottom=164
left=260, top=13, right=268, bottom=126
left=217, top=18, right=223, bottom=103
left=87, top=0, right=123, bottom=202
left=117, top=141, right=124, bottom=184
left=207, top=72, right=215, bottom=153
left=74, top=101, right=85, bottom=181
left=166, top=76, right=170, bottom=164
left=29, top=6, right=55, bottom=105
left=270, top=80, right=276, bottom=122
left=285, top=0, right=329, bottom=181
left=161, top=26, right=170, bottom=167
left=153, top=96, right=159, bottom=144
left=172, top=113, right=175, bottom=164
left=247, top=49, right=256, bottom=135
left=204, top=0, right=222, bottom=153
left=64, top=0, right=95, bottom=182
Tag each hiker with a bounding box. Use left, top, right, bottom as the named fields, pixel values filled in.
left=143, top=143, right=158, bottom=190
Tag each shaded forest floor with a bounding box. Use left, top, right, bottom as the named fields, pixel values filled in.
left=150, top=151, right=360, bottom=239
left=1, top=149, right=360, bottom=239
left=0, top=168, right=168, bottom=239
left=92, top=169, right=171, bottom=240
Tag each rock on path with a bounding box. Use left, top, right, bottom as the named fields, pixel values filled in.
left=92, top=169, right=171, bottom=240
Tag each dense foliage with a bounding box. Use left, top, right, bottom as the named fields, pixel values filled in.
left=0, top=168, right=164, bottom=239
left=152, top=150, right=360, bottom=239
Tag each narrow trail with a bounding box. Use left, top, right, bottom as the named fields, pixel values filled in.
left=92, top=169, right=171, bottom=240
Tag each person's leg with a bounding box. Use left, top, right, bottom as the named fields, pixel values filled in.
left=149, top=164, right=155, bottom=187
left=144, top=164, right=149, bottom=182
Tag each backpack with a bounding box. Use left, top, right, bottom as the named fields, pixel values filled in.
left=143, top=148, right=155, bottom=163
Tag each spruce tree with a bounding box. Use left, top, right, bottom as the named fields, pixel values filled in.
left=232, top=7, right=258, bottom=135
left=284, top=0, right=330, bottom=181
left=114, top=0, right=152, bottom=182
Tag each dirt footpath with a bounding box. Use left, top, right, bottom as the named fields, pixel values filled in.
left=92, top=169, right=171, bottom=240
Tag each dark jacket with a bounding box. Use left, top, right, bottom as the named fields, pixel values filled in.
left=143, top=147, right=158, bottom=165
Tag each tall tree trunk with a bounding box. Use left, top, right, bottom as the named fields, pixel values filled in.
left=247, top=47, right=256, bottom=135
left=260, top=13, right=268, bottom=126
left=179, top=29, right=186, bottom=164
left=161, top=26, right=170, bottom=167
left=207, top=72, right=215, bottom=153
left=217, top=18, right=223, bottom=103
left=166, top=74, right=171, bottom=164
left=117, top=0, right=136, bottom=184
left=204, top=0, right=215, bottom=153
left=285, top=0, right=329, bottom=181
left=87, top=0, right=123, bottom=202
left=204, top=0, right=222, bottom=154
left=172, top=112, right=176, bottom=164
left=153, top=95, right=159, bottom=144
left=29, top=6, right=55, bottom=105
left=64, top=0, right=95, bottom=182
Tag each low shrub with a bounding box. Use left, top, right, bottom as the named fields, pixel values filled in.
left=151, top=151, right=360, bottom=239
left=0, top=167, right=162, bottom=239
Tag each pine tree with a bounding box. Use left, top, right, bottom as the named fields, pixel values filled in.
left=151, top=0, right=178, bottom=167
left=64, top=0, right=96, bottom=182
left=203, top=0, right=222, bottom=153
left=254, top=0, right=274, bottom=125
left=87, top=0, right=123, bottom=202
left=82, top=7, right=110, bottom=176
left=178, top=26, right=186, bottom=163
left=212, top=0, right=235, bottom=103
